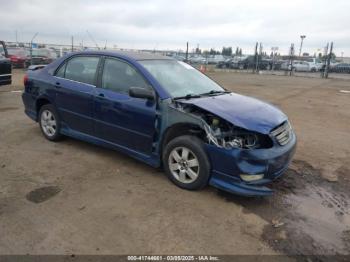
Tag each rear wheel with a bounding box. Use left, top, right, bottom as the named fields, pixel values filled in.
left=163, top=135, right=210, bottom=190
left=39, top=104, right=62, bottom=141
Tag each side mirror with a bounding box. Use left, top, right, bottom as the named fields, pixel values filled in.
left=129, top=87, right=155, bottom=100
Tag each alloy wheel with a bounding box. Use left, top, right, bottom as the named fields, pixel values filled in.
left=168, top=147, right=200, bottom=184
left=40, top=110, right=57, bottom=137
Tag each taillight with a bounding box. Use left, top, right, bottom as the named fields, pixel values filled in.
left=24, top=74, right=28, bottom=86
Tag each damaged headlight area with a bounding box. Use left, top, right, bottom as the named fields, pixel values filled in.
left=203, top=116, right=273, bottom=149
left=174, top=102, right=273, bottom=150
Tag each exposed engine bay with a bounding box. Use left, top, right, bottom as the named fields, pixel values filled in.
left=173, top=102, right=272, bottom=149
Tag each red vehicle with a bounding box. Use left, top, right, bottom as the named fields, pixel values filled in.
left=7, top=48, right=30, bottom=68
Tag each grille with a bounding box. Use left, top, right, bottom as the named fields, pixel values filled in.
left=271, top=121, right=292, bottom=146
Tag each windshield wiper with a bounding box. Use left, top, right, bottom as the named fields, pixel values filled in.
left=199, top=90, right=230, bottom=96
left=173, top=94, right=202, bottom=100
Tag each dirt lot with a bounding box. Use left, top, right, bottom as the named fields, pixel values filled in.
left=0, top=70, right=349, bottom=258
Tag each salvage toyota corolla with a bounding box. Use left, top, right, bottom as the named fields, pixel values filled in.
left=22, top=51, right=296, bottom=196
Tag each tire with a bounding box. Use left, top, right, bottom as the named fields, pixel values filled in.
left=163, top=135, right=210, bottom=190
left=38, top=104, right=62, bottom=141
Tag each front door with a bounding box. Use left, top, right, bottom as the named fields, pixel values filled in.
left=94, top=57, right=157, bottom=154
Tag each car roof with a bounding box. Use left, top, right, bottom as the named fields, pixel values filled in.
left=71, top=50, right=173, bottom=61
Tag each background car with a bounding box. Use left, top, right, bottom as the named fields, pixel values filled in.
left=216, top=58, right=233, bottom=68
left=305, top=58, right=323, bottom=72
left=281, top=60, right=311, bottom=72
left=0, top=40, right=12, bottom=85
left=207, top=55, right=226, bottom=64
left=7, top=48, right=30, bottom=68
left=229, top=55, right=270, bottom=70
left=189, top=55, right=207, bottom=64
left=30, top=48, right=58, bottom=65
left=330, top=63, right=350, bottom=73
left=292, top=61, right=311, bottom=72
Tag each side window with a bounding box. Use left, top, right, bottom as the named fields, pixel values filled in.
left=65, top=56, right=100, bottom=85
left=56, top=63, right=66, bottom=78
left=102, top=58, right=147, bottom=93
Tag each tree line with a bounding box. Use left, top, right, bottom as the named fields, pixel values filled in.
left=196, top=46, right=243, bottom=56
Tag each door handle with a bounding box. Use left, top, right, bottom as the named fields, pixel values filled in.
left=55, top=82, right=61, bottom=88
left=97, top=93, right=105, bottom=98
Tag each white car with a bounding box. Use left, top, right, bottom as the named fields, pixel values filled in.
left=189, top=56, right=207, bottom=64
left=281, top=61, right=311, bottom=72
left=292, top=61, right=311, bottom=72
left=305, top=58, right=323, bottom=72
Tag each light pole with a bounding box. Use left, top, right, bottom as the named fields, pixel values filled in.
left=30, top=32, right=38, bottom=66
left=299, top=35, right=306, bottom=57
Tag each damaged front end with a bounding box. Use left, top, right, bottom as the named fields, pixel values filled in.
left=160, top=96, right=296, bottom=196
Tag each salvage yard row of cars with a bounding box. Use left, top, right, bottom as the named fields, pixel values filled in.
left=1, top=45, right=58, bottom=68
left=176, top=54, right=350, bottom=73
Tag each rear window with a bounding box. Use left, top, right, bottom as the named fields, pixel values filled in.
left=58, top=56, right=100, bottom=85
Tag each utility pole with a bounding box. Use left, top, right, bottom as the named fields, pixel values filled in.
left=299, top=35, right=306, bottom=57
left=254, top=42, right=262, bottom=73
left=271, top=47, right=278, bottom=70
left=71, top=36, right=74, bottom=52
left=15, top=30, right=18, bottom=44
left=321, top=43, right=329, bottom=78
left=324, top=42, right=333, bottom=79
left=185, top=42, right=189, bottom=62
left=30, top=32, right=39, bottom=66
left=288, top=43, right=295, bottom=76
left=253, top=42, right=258, bottom=73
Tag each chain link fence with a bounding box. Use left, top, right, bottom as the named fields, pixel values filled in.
left=188, top=42, right=349, bottom=80
left=4, top=40, right=350, bottom=80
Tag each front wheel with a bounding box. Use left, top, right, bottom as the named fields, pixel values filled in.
left=163, top=135, right=210, bottom=190
left=39, top=104, right=62, bottom=141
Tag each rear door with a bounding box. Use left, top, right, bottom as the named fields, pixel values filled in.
left=93, top=57, right=157, bottom=154
left=54, top=55, right=100, bottom=135
left=0, top=41, right=11, bottom=86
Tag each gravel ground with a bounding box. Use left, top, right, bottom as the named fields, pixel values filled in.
left=0, top=69, right=349, bottom=258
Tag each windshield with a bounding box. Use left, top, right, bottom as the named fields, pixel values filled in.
left=139, top=60, right=224, bottom=98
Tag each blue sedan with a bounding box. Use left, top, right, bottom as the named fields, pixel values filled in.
left=22, top=51, right=296, bottom=196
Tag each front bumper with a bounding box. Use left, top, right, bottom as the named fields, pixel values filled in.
left=205, top=133, right=297, bottom=196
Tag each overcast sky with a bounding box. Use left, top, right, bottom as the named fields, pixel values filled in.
left=0, top=0, right=349, bottom=56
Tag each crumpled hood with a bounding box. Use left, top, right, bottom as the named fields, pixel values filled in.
left=180, top=93, right=287, bottom=134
